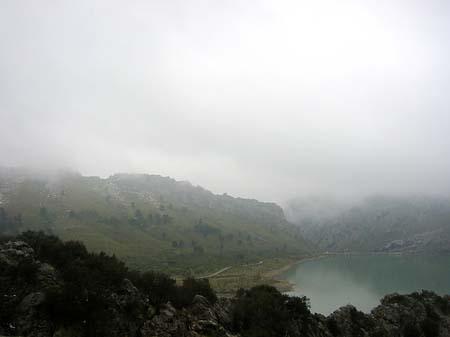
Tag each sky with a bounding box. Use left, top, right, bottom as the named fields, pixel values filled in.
left=1, top=0, right=450, bottom=202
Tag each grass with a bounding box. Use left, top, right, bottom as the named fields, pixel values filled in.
left=207, top=257, right=302, bottom=296
left=1, top=173, right=315, bottom=275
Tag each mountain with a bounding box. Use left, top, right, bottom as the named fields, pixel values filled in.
left=0, top=167, right=313, bottom=273
left=285, top=195, right=450, bottom=253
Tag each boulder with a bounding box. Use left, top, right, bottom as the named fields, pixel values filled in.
left=372, top=291, right=450, bottom=337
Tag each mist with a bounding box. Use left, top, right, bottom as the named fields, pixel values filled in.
left=1, top=0, right=450, bottom=202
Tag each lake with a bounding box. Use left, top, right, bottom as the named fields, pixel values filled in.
left=281, top=253, right=450, bottom=315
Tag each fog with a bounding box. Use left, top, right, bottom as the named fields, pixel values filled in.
left=1, top=0, right=450, bottom=202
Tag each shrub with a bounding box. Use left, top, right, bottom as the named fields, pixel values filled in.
left=130, top=270, right=177, bottom=307
left=194, top=222, right=220, bottom=237
left=232, top=285, right=311, bottom=337
left=172, top=277, right=217, bottom=308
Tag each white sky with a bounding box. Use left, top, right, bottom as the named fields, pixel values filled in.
left=1, top=0, right=450, bottom=202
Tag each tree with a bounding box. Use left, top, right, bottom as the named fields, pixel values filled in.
left=0, top=208, right=10, bottom=231
left=0, top=208, right=6, bottom=223
left=172, top=277, right=217, bottom=308
left=39, top=207, right=48, bottom=219
left=193, top=244, right=204, bottom=254
left=232, top=285, right=311, bottom=337
left=162, top=214, right=173, bottom=224
left=194, top=223, right=220, bottom=237
left=134, top=209, right=143, bottom=219
left=14, top=213, right=22, bottom=226
left=129, top=271, right=176, bottom=308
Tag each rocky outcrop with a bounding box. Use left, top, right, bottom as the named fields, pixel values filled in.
left=98, top=278, right=148, bottom=337
left=139, top=290, right=450, bottom=337
left=372, top=291, right=450, bottom=336
left=0, top=240, right=35, bottom=266
left=323, top=292, right=450, bottom=337
left=0, top=241, right=57, bottom=337
left=141, top=296, right=236, bottom=337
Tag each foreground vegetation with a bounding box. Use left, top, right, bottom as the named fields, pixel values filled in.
left=0, top=231, right=311, bottom=337
left=1, top=231, right=216, bottom=331
left=2, top=231, right=450, bottom=337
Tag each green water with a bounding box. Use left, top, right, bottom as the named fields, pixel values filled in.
left=281, top=253, right=450, bottom=315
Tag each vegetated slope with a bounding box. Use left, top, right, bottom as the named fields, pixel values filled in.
left=285, top=195, right=450, bottom=252
left=0, top=167, right=313, bottom=273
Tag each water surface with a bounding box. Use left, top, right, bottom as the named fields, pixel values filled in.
left=282, top=253, right=450, bottom=315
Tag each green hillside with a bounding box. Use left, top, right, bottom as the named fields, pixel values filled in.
left=0, top=167, right=314, bottom=274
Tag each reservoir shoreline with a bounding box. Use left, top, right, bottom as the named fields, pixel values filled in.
left=278, top=252, right=450, bottom=314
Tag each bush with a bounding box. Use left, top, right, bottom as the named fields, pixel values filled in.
left=194, top=222, right=220, bottom=237
left=19, top=231, right=88, bottom=268
left=130, top=270, right=177, bottom=307
left=15, top=231, right=129, bottom=335
left=232, top=285, right=311, bottom=337
left=172, top=277, right=217, bottom=308
left=0, top=207, right=22, bottom=233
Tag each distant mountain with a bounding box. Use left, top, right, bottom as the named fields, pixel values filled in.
left=285, top=195, right=450, bottom=253
left=0, top=167, right=313, bottom=273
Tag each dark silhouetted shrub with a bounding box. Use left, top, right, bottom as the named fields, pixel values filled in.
left=232, top=285, right=311, bottom=337
left=130, top=270, right=177, bottom=307
left=172, top=277, right=217, bottom=308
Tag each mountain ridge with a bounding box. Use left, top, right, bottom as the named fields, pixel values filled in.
left=285, top=195, right=450, bottom=253
left=0, top=167, right=313, bottom=274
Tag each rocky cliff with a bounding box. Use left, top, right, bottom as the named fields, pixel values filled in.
left=285, top=195, right=450, bottom=253
left=1, top=239, right=450, bottom=337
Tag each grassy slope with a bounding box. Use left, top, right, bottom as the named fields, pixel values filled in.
left=0, top=169, right=315, bottom=275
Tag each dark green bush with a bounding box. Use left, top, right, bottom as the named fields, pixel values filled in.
left=232, top=285, right=311, bottom=337
left=172, top=277, right=217, bottom=308
left=19, top=231, right=88, bottom=268
left=130, top=270, right=177, bottom=307
left=422, top=317, right=440, bottom=337
left=194, top=221, right=221, bottom=237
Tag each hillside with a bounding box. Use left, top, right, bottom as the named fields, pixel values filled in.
left=285, top=195, right=450, bottom=253
left=0, top=167, right=313, bottom=273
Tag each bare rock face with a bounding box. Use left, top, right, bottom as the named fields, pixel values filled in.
left=141, top=296, right=238, bottom=337
left=101, top=278, right=148, bottom=337
left=0, top=241, right=35, bottom=266
left=372, top=291, right=450, bottom=337
left=326, top=305, right=380, bottom=337
left=57, top=278, right=149, bottom=337
left=0, top=241, right=57, bottom=337
left=286, top=314, right=333, bottom=337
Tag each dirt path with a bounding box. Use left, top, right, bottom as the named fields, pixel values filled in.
left=198, top=266, right=232, bottom=279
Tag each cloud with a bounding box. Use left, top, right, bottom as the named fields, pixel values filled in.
left=1, top=0, right=450, bottom=202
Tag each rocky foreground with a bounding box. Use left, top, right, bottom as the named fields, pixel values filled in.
left=2, top=239, right=450, bottom=337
